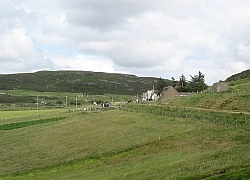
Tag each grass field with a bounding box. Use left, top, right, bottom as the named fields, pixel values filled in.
left=0, top=106, right=249, bottom=179
left=0, top=90, right=134, bottom=110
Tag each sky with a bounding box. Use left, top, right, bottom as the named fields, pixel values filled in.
left=0, top=0, right=250, bottom=85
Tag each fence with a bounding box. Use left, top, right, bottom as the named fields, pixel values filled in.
left=120, top=104, right=250, bottom=131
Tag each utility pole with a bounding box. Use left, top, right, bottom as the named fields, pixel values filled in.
left=76, top=96, right=77, bottom=109
left=36, top=95, right=38, bottom=110
left=65, top=96, right=68, bottom=108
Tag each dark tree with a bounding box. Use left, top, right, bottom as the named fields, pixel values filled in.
left=179, top=74, right=187, bottom=87
left=176, top=74, right=188, bottom=92
left=155, top=77, right=167, bottom=95
left=187, top=71, right=208, bottom=92
left=171, top=77, right=177, bottom=87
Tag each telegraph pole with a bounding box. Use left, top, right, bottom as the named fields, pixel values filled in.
left=65, top=96, right=68, bottom=108
left=76, top=96, right=77, bottom=109
left=36, top=95, right=38, bottom=110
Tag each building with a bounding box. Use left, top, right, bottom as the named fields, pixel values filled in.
left=213, top=82, right=228, bottom=92
left=161, top=86, right=191, bottom=99
left=142, top=90, right=159, bottom=102
left=161, top=86, right=179, bottom=99
left=101, top=102, right=110, bottom=107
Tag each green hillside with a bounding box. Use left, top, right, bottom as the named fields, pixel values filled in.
left=226, top=69, right=250, bottom=82
left=162, top=70, right=250, bottom=112
left=0, top=71, right=158, bottom=95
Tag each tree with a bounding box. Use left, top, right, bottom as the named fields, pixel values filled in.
left=176, top=74, right=188, bottom=92
left=187, top=71, right=208, bottom=92
left=155, top=77, right=167, bottom=95
left=171, top=77, right=177, bottom=87
left=179, top=74, right=187, bottom=87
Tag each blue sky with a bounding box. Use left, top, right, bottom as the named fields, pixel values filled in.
left=0, top=0, right=250, bottom=85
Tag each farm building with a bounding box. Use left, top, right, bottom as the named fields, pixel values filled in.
left=213, top=82, right=228, bottom=92
left=161, top=86, right=179, bottom=99
left=161, top=86, right=191, bottom=99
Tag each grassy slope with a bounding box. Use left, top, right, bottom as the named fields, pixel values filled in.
left=163, top=77, right=250, bottom=112
left=0, top=108, right=249, bottom=179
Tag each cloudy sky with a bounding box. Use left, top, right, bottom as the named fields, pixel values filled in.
left=1, top=0, right=250, bottom=85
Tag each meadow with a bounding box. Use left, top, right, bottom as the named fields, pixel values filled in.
left=0, top=105, right=249, bottom=179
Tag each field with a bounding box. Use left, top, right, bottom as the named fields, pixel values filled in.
left=0, top=90, right=134, bottom=110
left=1, top=105, right=249, bottom=179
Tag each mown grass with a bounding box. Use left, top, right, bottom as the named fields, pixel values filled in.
left=0, top=117, right=67, bottom=131
left=0, top=107, right=249, bottom=179
left=0, top=109, right=67, bottom=125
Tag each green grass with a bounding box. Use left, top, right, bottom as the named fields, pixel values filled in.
left=0, top=90, right=134, bottom=110
left=204, top=165, right=250, bottom=180
left=123, top=104, right=250, bottom=130
left=162, top=78, right=250, bottom=112
left=0, top=107, right=249, bottom=179
left=0, top=117, right=67, bottom=131
left=0, top=110, right=67, bottom=125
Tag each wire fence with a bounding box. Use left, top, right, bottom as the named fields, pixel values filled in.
left=120, top=104, right=250, bottom=131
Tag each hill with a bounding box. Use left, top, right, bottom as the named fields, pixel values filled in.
left=0, top=71, right=159, bottom=95
left=162, top=69, right=250, bottom=112
left=225, top=69, right=250, bottom=82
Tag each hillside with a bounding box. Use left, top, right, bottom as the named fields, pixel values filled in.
left=162, top=69, right=250, bottom=112
left=0, top=71, right=159, bottom=95
left=226, top=69, right=250, bottom=82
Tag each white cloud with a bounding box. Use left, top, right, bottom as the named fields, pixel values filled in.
left=52, top=54, right=116, bottom=73
left=228, top=61, right=248, bottom=74
left=0, top=0, right=249, bottom=85
left=237, top=44, right=250, bottom=60
left=0, top=28, right=54, bottom=73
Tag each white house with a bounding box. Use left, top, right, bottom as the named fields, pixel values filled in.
left=142, top=89, right=159, bottom=102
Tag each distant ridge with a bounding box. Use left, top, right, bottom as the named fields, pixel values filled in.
left=226, top=69, right=250, bottom=82
left=0, top=70, right=159, bottom=95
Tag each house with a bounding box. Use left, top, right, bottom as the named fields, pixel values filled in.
left=161, top=86, right=191, bottom=99
left=161, top=86, right=179, bottom=99
left=213, top=82, right=228, bottom=92
left=142, top=89, right=159, bottom=102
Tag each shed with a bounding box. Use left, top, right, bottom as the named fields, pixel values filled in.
left=213, top=82, right=228, bottom=92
